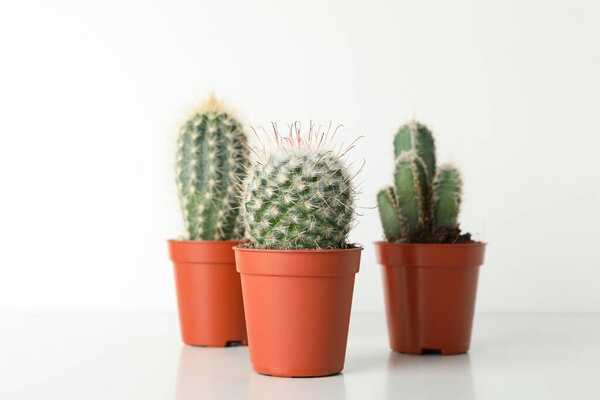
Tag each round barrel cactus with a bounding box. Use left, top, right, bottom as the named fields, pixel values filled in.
left=176, top=93, right=248, bottom=240
left=240, top=125, right=357, bottom=249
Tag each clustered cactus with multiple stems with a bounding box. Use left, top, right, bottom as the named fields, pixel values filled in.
left=176, top=93, right=249, bottom=240
left=239, top=123, right=359, bottom=250
left=377, top=121, right=462, bottom=242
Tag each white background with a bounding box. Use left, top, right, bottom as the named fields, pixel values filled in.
left=1, top=0, right=599, bottom=314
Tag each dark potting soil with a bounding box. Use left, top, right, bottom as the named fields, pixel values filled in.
left=390, top=221, right=475, bottom=244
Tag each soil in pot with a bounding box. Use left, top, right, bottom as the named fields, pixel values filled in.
left=168, top=240, right=247, bottom=347
left=389, top=221, right=474, bottom=244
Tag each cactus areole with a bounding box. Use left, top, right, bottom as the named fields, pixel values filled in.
left=240, top=123, right=359, bottom=250
left=176, top=93, right=249, bottom=241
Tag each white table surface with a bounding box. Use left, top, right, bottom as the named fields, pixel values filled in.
left=1, top=312, right=599, bottom=399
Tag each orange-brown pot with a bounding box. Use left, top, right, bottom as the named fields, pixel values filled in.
left=234, top=247, right=362, bottom=378
left=168, top=240, right=247, bottom=347
left=374, top=242, right=486, bottom=355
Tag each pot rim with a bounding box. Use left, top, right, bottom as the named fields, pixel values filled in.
left=167, top=239, right=244, bottom=245
left=374, top=241, right=486, bottom=268
left=167, top=239, right=245, bottom=264
left=233, top=246, right=364, bottom=254
left=234, top=246, right=362, bottom=276
left=374, top=241, right=486, bottom=248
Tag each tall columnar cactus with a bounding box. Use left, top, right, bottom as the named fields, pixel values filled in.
left=240, top=124, right=357, bottom=250
left=176, top=93, right=249, bottom=240
left=377, top=120, right=462, bottom=242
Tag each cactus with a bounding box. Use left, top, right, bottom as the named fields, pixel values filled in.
left=176, top=93, right=249, bottom=240
left=394, top=122, right=436, bottom=182
left=394, top=152, right=429, bottom=232
left=240, top=123, right=357, bottom=250
left=377, top=187, right=407, bottom=240
left=377, top=120, right=463, bottom=242
left=433, top=165, right=462, bottom=228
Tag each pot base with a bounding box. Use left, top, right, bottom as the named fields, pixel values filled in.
left=185, top=339, right=248, bottom=348
left=253, top=365, right=343, bottom=378
left=393, top=345, right=468, bottom=355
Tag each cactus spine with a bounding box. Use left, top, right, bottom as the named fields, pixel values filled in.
left=176, top=93, right=249, bottom=240
left=377, top=120, right=463, bottom=242
left=240, top=124, right=357, bottom=250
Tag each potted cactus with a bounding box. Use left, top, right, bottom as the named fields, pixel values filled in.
left=374, top=121, right=486, bottom=355
left=234, top=123, right=363, bottom=378
left=167, top=93, right=249, bottom=347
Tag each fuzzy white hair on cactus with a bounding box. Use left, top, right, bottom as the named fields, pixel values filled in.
left=239, top=121, right=363, bottom=250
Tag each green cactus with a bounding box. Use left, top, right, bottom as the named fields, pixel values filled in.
left=240, top=124, right=356, bottom=250
left=394, top=152, right=429, bottom=232
left=376, top=187, right=407, bottom=240
left=433, top=165, right=462, bottom=228
left=394, top=122, right=436, bottom=182
left=176, top=93, right=249, bottom=240
left=377, top=120, right=463, bottom=242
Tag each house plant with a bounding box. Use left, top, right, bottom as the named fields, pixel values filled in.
left=167, top=93, right=249, bottom=347
left=234, top=123, right=363, bottom=377
left=375, top=121, right=486, bottom=355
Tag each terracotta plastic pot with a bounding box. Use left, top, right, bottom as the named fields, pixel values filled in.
left=374, top=242, right=486, bottom=355
left=234, top=247, right=362, bottom=377
left=168, top=240, right=247, bottom=347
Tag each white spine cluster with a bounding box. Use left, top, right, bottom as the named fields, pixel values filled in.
left=239, top=122, right=361, bottom=249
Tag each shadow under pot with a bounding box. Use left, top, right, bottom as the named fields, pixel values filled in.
left=374, top=242, right=486, bottom=355
left=234, top=247, right=362, bottom=378
left=167, top=240, right=248, bottom=347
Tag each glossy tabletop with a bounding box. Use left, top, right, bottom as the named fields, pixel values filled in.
left=1, top=312, right=598, bottom=399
